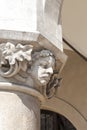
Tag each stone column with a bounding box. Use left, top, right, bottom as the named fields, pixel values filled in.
left=0, top=92, right=40, bottom=130
left=0, top=42, right=66, bottom=130
left=0, top=0, right=67, bottom=130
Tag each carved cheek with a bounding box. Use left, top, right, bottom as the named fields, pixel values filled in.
left=37, top=66, right=46, bottom=80
left=38, top=66, right=44, bottom=78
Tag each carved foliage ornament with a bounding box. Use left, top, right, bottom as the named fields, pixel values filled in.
left=0, top=42, right=33, bottom=77
left=0, top=42, right=61, bottom=98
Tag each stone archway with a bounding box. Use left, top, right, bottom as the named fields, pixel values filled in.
left=41, top=97, right=87, bottom=130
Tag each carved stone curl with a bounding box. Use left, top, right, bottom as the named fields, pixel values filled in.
left=0, top=42, right=61, bottom=99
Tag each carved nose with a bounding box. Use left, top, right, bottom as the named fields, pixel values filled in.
left=46, top=67, right=53, bottom=74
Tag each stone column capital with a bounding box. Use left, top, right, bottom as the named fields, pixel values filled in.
left=0, top=42, right=63, bottom=100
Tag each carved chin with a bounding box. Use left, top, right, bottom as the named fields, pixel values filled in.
left=39, top=79, right=48, bottom=86
left=41, top=81, right=47, bottom=85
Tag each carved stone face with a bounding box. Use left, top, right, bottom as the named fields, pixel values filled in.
left=31, top=56, right=55, bottom=86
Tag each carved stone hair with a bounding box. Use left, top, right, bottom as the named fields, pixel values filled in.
left=32, top=50, right=54, bottom=62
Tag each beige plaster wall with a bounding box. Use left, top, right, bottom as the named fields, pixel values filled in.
left=58, top=50, right=87, bottom=118
left=58, top=50, right=87, bottom=128
left=62, top=0, right=87, bottom=58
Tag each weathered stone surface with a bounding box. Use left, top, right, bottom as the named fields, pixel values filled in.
left=0, top=0, right=67, bottom=77
left=0, top=91, right=40, bottom=130
left=0, top=0, right=64, bottom=51
left=0, top=1, right=67, bottom=130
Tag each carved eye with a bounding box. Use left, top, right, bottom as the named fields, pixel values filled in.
left=39, top=63, right=48, bottom=69
left=43, top=64, right=48, bottom=69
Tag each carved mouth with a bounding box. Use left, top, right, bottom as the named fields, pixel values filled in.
left=40, top=74, right=50, bottom=77
left=40, top=76, right=50, bottom=82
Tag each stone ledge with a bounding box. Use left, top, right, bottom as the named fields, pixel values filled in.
left=0, top=82, right=45, bottom=102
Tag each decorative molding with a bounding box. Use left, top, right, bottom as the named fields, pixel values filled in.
left=0, top=82, right=45, bottom=102
left=0, top=42, right=61, bottom=99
